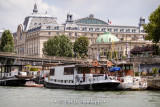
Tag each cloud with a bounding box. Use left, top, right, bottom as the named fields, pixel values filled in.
left=0, top=0, right=159, bottom=32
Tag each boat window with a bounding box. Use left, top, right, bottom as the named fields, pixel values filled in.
left=78, top=68, right=83, bottom=74
left=130, top=66, right=133, bottom=69
left=91, top=68, right=95, bottom=73
left=96, top=68, right=101, bottom=74
left=64, top=67, right=74, bottom=75
left=126, top=66, right=129, bottom=70
left=50, top=69, right=55, bottom=76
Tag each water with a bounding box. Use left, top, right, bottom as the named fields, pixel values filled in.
left=0, top=87, right=160, bottom=107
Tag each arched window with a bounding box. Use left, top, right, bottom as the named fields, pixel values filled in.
left=101, top=28, right=106, bottom=32
left=120, top=29, right=124, bottom=32
left=95, top=28, right=99, bottom=31
left=82, top=27, right=87, bottom=31
left=89, top=28, right=93, bottom=31
left=108, top=28, right=112, bottom=32
left=126, top=29, right=130, bottom=32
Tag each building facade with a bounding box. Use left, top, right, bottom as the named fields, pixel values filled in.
left=14, top=4, right=148, bottom=58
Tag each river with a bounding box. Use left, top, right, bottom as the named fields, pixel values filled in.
left=0, top=86, right=160, bottom=107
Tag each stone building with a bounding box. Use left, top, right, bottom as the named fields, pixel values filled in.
left=88, top=32, right=151, bottom=61
left=14, top=4, right=148, bottom=57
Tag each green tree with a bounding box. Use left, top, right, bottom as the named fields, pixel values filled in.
left=43, top=35, right=73, bottom=57
left=144, top=5, right=160, bottom=44
left=73, top=36, right=89, bottom=58
left=0, top=30, right=14, bottom=52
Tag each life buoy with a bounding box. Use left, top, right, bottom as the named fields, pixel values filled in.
left=107, top=61, right=112, bottom=67
left=93, top=60, right=99, bottom=66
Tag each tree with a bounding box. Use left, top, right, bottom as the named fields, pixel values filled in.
left=43, top=35, right=73, bottom=57
left=0, top=30, right=14, bottom=52
left=144, top=5, right=160, bottom=44
left=73, top=36, right=89, bottom=58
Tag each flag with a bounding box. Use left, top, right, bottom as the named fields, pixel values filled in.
left=107, top=19, right=111, bottom=24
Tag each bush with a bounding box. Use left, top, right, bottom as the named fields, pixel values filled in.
left=30, top=68, right=38, bottom=71
left=135, top=72, right=139, bottom=76
left=152, top=67, right=158, bottom=74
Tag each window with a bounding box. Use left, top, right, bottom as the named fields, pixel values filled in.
left=78, top=67, right=90, bottom=74
left=64, top=67, right=74, bottom=75
left=141, top=30, right=144, bottom=33
left=95, top=28, right=99, bottom=31
left=82, top=27, right=87, bottom=31
left=47, top=26, right=51, bottom=29
left=84, top=33, right=87, bottom=36
left=69, top=33, right=72, bottom=36
left=132, top=29, right=136, bottom=33
left=101, top=28, right=106, bottom=32
left=50, top=69, right=55, bottom=76
left=97, top=34, right=99, bottom=37
left=48, top=32, right=51, bottom=35
left=126, top=29, right=130, bottom=32
left=114, top=29, right=118, bottom=32
left=89, top=28, right=93, bottom=31
left=120, top=29, right=124, bottom=32
left=75, top=33, right=77, bottom=36
left=91, top=34, right=93, bottom=36
left=108, top=28, right=112, bottom=32
left=55, top=26, right=59, bottom=30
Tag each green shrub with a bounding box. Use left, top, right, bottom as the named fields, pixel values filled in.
left=135, top=72, right=139, bottom=76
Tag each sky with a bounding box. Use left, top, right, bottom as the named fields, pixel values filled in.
left=0, top=0, right=159, bottom=32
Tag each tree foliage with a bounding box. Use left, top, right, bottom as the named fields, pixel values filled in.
left=73, top=36, right=89, bottom=58
left=0, top=30, right=14, bottom=52
left=43, top=35, right=73, bottom=57
left=144, top=5, right=160, bottom=44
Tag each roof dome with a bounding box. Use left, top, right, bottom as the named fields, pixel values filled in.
left=96, top=32, right=119, bottom=43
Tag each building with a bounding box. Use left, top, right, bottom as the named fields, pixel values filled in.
left=88, top=32, right=151, bottom=61
left=14, top=4, right=148, bottom=58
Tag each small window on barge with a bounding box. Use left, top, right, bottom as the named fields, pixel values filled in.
left=50, top=68, right=55, bottom=76
left=64, top=67, right=74, bottom=75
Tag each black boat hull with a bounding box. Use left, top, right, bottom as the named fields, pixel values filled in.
left=44, top=82, right=120, bottom=90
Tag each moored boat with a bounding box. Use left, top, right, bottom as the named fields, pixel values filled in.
left=25, top=81, right=44, bottom=87
left=44, top=64, right=120, bottom=90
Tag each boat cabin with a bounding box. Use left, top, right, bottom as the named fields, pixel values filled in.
left=0, top=65, right=23, bottom=79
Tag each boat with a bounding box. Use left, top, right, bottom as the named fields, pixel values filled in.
left=118, top=76, right=147, bottom=90
left=0, top=65, right=29, bottom=86
left=116, top=64, right=147, bottom=90
left=25, top=81, right=44, bottom=87
left=15, top=75, right=33, bottom=79
left=44, top=64, right=120, bottom=90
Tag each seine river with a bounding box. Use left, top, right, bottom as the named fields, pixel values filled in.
left=0, top=86, right=160, bottom=107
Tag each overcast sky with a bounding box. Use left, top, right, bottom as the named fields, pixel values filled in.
left=0, top=0, right=159, bottom=32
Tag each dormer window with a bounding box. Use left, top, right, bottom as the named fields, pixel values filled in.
left=95, top=28, right=99, bottom=31
left=132, top=29, right=136, bottom=33
left=108, top=28, right=112, bottom=32
left=101, top=28, right=106, bottom=32
left=89, top=28, right=93, bottom=31
left=67, top=27, right=71, bottom=30
left=82, top=27, right=87, bottom=31
left=120, top=29, right=124, bottom=32
left=54, top=26, right=59, bottom=30
left=46, top=26, right=51, bottom=29
left=126, top=29, right=130, bottom=32
left=114, top=29, right=118, bottom=32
